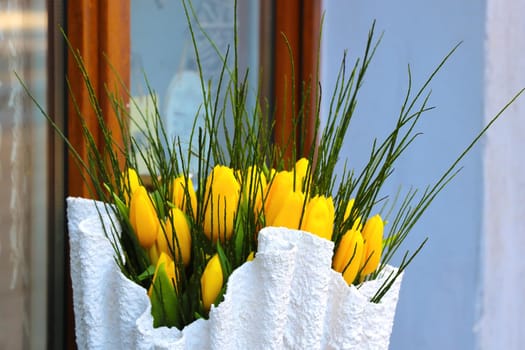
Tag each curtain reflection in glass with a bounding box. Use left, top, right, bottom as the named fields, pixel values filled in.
left=131, top=0, right=258, bottom=175
left=0, top=1, right=47, bottom=349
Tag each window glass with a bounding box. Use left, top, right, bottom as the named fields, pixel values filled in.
left=130, top=0, right=259, bottom=173
left=0, top=1, right=48, bottom=349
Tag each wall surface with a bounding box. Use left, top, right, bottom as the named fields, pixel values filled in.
left=482, top=0, right=525, bottom=348
left=321, top=1, right=485, bottom=349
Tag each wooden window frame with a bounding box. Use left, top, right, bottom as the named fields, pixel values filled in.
left=66, top=1, right=130, bottom=198
left=269, top=0, right=322, bottom=163
left=62, top=1, right=320, bottom=347
left=65, top=2, right=130, bottom=348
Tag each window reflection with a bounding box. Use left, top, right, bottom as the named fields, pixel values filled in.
left=0, top=2, right=47, bottom=349
left=131, top=0, right=259, bottom=174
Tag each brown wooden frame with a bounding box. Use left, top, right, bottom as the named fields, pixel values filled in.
left=47, top=1, right=67, bottom=348
left=67, top=1, right=130, bottom=197
left=65, top=2, right=130, bottom=348
left=272, top=0, right=322, bottom=163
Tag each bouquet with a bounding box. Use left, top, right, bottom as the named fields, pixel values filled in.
left=25, top=1, right=522, bottom=348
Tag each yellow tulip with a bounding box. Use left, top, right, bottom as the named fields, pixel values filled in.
left=264, top=170, right=294, bottom=225
left=148, top=252, right=179, bottom=327
left=148, top=244, right=160, bottom=265
left=343, top=198, right=354, bottom=221
left=203, top=165, right=240, bottom=242
left=300, top=195, right=335, bottom=240
left=333, top=229, right=364, bottom=285
left=156, top=208, right=192, bottom=266
left=129, top=186, right=159, bottom=249
left=343, top=198, right=362, bottom=231
left=201, top=254, right=224, bottom=311
left=148, top=252, right=176, bottom=296
left=172, top=175, right=197, bottom=218
left=360, top=214, right=384, bottom=276
left=272, top=190, right=306, bottom=229
left=293, top=157, right=310, bottom=192
left=267, top=168, right=277, bottom=182
left=122, top=168, right=141, bottom=203
left=240, top=165, right=267, bottom=214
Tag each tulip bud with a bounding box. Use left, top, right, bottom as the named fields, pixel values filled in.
left=301, top=195, right=335, bottom=241
left=241, top=166, right=267, bottom=214
left=343, top=198, right=362, bottom=231
left=264, top=170, right=294, bottom=225
left=271, top=190, right=306, bottom=229
left=148, top=252, right=176, bottom=297
left=333, top=229, right=364, bottom=285
left=122, top=168, right=141, bottom=204
left=129, top=186, right=159, bottom=249
left=293, top=158, right=310, bottom=192
left=172, top=175, right=197, bottom=218
left=156, top=208, right=192, bottom=266
left=148, top=244, right=160, bottom=265
left=203, top=166, right=240, bottom=242
left=360, top=214, right=384, bottom=276
left=148, top=252, right=179, bottom=327
left=267, top=168, right=277, bottom=182
left=201, top=254, right=224, bottom=311
left=343, top=198, right=354, bottom=222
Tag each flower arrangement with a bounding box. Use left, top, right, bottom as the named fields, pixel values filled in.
left=24, top=0, right=522, bottom=345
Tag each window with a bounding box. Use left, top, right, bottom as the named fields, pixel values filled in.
left=61, top=1, right=321, bottom=347
left=0, top=1, right=50, bottom=348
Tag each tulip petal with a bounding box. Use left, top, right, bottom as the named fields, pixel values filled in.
left=272, top=191, right=306, bottom=229
left=129, top=186, right=159, bottom=249
left=149, top=253, right=180, bottom=328
left=201, top=254, right=224, bottom=311
left=301, top=196, right=335, bottom=241
left=155, top=208, right=192, bottom=266
left=172, top=175, right=197, bottom=218
left=264, top=170, right=294, bottom=226
left=203, top=166, right=240, bottom=242
left=333, top=229, right=364, bottom=285
left=360, top=214, right=384, bottom=276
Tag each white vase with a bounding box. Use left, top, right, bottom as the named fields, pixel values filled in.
left=67, top=197, right=402, bottom=350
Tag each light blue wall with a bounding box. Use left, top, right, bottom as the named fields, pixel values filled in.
left=321, top=1, right=485, bottom=349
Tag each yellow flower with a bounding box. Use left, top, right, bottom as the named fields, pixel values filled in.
left=360, top=214, right=384, bottom=276
left=293, top=157, right=310, bottom=192
left=156, top=208, right=192, bottom=266
left=343, top=198, right=362, bottom=230
left=122, top=168, right=140, bottom=203
left=264, top=170, right=294, bottom=225
left=148, top=244, right=160, bottom=265
left=148, top=252, right=179, bottom=327
left=242, top=166, right=266, bottom=214
left=267, top=168, right=277, bottom=182
left=246, top=251, right=255, bottom=261
left=301, top=195, right=335, bottom=240
left=333, top=229, right=364, bottom=285
left=148, top=252, right=176, bottom=297
left=343, top=198, right=354, bottom=221
left=203, top=165, right=240, bottom=242
left=271, top=190, right=306, bottom=229
left=129, top=186, right=159, bottom=249
left=172, top=175, right=197, bottom=218
left=201, top=254, right=224, bottom=311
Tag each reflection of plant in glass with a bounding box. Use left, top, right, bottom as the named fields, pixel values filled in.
left=21, top=0, right=523, bottom=330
